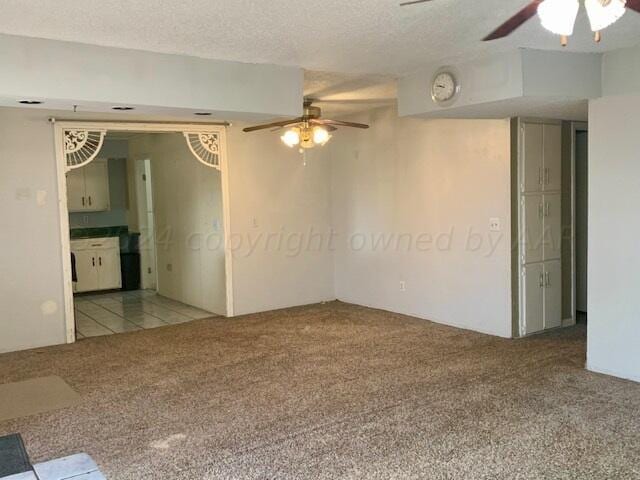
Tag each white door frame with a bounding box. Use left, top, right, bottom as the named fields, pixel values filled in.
left=570, top=121, right=588, bottom=322
left=53, top=120, right=234, bottom=343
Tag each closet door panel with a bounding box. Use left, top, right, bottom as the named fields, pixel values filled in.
left=522, top=194, right=544, bottom=264
left=543, top=124, right=562, bottom=192
left=522, top=123, right=544, bottom=193
left=543, top=193, right=562, bottom=261
left=544, top=260, right=562, bottom=329
left=523, top=263, right=545, bottom=335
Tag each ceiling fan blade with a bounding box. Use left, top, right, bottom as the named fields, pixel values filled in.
left=317, top=119, right=370, bottom=129
left=483, top=0, right=543, bottom=41
left=400, top=0, right=433, bottom=6
left=243, top=118, right=303, bottom=132
left=309, top=120, right=338, bottom=131
left=627, top=0, right=640, bottom=12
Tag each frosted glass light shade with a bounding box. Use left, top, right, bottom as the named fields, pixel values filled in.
left=281, top=128, right=300, bottom=147
left=538, top=0, right=580, bottom=35
left=585, top=0, right=627, bottom=32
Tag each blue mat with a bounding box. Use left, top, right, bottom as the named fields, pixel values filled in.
left=0, top=433, right=32, bottom=477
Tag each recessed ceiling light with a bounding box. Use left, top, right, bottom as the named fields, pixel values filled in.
left=195, top=112, right=212, bottom=116
left=18, top=100, right=43, bottom=105
left=112, top=106, right=134, bottom=111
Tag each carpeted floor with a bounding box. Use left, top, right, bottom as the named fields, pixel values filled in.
left=0, top=301, right=639, bottom=479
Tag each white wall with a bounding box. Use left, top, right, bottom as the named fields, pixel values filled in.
left=329, top=107, right=513, bottom=337
left=0, top=33, right=303, bottom=118
left=225, top=125, right=335, bottom=315
left=601, top=45, right=640, bottom=96
left=0, top=108, right=67, bottom=353
left=129, top=134, right=226, bottom=315
left=399, top=49, right=601, bottom=120
left=587, top=94, right=640, bottom=382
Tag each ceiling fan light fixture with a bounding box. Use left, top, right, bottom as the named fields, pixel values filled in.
left=281, top=128, right=301, bottom=148
left=538, top=0, right=580, bottom=36
left=585, top=0, right=627, bottom=32
left=312, top=126, right=332, bottom=146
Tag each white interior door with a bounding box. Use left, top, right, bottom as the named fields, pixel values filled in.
left=522, top=194, right=544, bottom=264
left=543, top=124, right=562, bottom=192
left=523, top=263, right=545, bottom=335
left=543, top=193, right=562, bottom=261
left=97, top=248, right=122, bottom=290
left=74, top=250, right=99, bottom=293
left=522, top=123, right=544, bottom=193
left=66, top=168, right=86, bottom=212
left=135, top=159, right=157, bottom=290
left=83, top=160, right=110, bottom=211
left=544, top=260, right=562, bottom=329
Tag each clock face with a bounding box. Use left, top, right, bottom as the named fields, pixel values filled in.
left=431, top=72, right=458, bottom=104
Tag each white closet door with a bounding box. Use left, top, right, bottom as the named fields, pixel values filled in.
left=543, top=193, right=562, bottom=261
left=74, top=250, right=99, bottom=293
left=543, top=124, right=562, bottom=192
left=66, top=168, right=86, bottom=212
left=523, top=263, right=545, bottom=335
left=97, top=248, right=122, bottom=290
left=522, top=194, right=544, bottom=264
left=83, top=160, right=110, bottom=211
left=544, top=260, right=562, bottom=329
left=522, top=123, right=544, bottom=193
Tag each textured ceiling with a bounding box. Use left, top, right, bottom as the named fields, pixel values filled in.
left=1, top=0, right=639, bottom=75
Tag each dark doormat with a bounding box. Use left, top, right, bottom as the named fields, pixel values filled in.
left=0, top=433, right=32, bottom=477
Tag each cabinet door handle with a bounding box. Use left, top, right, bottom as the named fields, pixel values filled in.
left=92, top=257, right=95, bottom=267
left=538, top=167, right=543, bottom=186
left=545, top=271, right=550, bottom=286
left=545, top=167, right=550, bottom=185
left=539, top=272, right=545, bottom=288
left=98, top=256, right=102, bottom=266
left=88, top=196, right=92, bottom=206
left=82, top=197, right=85, bottom=206
left=538, top=204, right=544, bottom=219
left=545, top=202, right=550, bottom=217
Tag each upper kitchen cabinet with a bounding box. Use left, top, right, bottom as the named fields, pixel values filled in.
left=67, top=159, right=111, bottom=212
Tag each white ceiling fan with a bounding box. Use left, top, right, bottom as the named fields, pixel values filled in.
left=402, top=0, right=640, bottom=46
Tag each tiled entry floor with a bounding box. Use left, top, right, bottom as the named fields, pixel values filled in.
left=74, top=290, right=216, bottom=338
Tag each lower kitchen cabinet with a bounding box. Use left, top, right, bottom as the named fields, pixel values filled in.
left=71, top=237, right=122, bottom=293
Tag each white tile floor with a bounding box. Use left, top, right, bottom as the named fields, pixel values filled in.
left=74, top=290, right=216, bottom=339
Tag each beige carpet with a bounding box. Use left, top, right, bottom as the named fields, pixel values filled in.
left=0, top=376, right=79, bottom=422
left=0, top=302, right=638, bottom=479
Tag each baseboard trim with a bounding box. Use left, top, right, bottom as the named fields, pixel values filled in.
left=586, top=362, right=640, bottom=384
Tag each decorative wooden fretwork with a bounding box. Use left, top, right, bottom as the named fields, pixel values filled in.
left=64, top=129, right=107, bottom=169
left=184, top=132, right=221, bottom=169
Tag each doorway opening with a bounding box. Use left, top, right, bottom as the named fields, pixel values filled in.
left=56, top=122, right=233, bottom=342
left=574, top=125, right=588, bottom=324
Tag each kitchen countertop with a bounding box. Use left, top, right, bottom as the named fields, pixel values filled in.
left=70, top=226, right=129, bottom=240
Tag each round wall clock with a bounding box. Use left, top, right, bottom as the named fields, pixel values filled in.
left=431, top=69, right=460, bottom=106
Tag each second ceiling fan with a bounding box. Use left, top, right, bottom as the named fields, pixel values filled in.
left=402, top=0, right=640, bottom=46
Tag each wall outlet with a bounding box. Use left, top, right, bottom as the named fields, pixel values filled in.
left=166, top=263, right=173, bottom=272
left=399, top=281, right=406, bottom=292
left=489, top=217, right=501, bottom=232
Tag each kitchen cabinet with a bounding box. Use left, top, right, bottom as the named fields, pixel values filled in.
left=70, top=237, right=121, bottom=293
left=67, top=159, right=110, bottom=212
